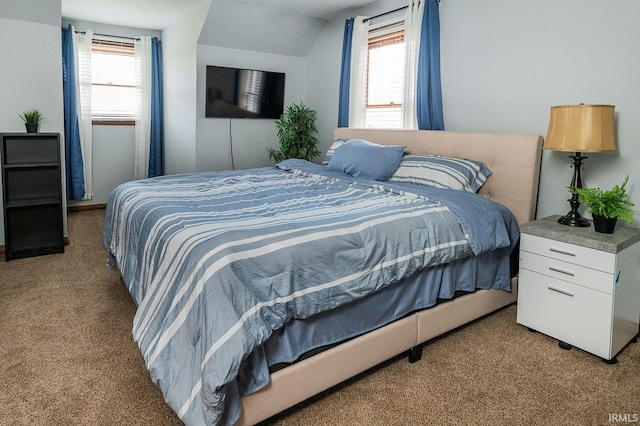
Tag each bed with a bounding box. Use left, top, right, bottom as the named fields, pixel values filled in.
left=103, top=128, right=543, bottom=425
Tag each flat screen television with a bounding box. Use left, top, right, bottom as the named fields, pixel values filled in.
left=206, top=65, right=285, bottom=119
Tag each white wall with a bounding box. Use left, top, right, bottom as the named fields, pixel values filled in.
left=0, top=2, right=66, bottom=245
left=83, top=125, right=136, bottom=203
left=304, top=15, right=345, bottom=155
left=307, top=0, right=640, bottom=226
left=195, top=45, right=307, bottom=171
left=0, top=18, right=64, bottom=134
left=162, top=2, right=211, bottom=175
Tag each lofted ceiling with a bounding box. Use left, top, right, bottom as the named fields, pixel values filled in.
left=61, top=0, right=378, bottom=30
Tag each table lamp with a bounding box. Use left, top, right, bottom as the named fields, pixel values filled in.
left=544, top=104, right=617, bottom=227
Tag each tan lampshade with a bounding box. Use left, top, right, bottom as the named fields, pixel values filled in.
left=544, top=104, right=617, bottom=153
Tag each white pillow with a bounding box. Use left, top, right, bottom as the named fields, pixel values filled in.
left=321, top=139, right=347, bottom=165
left=389, top=154, right=492, bottom=192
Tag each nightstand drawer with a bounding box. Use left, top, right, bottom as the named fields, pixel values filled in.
left=520, top=234, right=615, bottom=273
left=519, top=251, right=614, bottom=294
left=517, top=269, right=613, bottom=359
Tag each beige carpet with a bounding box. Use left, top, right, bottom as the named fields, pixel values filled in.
left=0, top=209, right=638, bottom=425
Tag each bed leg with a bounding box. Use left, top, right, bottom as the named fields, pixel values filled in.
left=408, top=345, right=423, bottom=363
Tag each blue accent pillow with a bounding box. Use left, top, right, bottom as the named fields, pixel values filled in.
left=327, top=139, right=406, bottom=181
left=389, top=154, right=492, bottom=192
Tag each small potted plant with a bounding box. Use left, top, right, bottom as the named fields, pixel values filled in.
left=19, top=109, right=44, bottom=133
left=569, top=175, right=635, bottom=234
left=268, top=102, right=319, bottom=163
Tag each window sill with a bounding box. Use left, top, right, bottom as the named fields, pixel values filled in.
left=92, top=120, right=135, bottom=126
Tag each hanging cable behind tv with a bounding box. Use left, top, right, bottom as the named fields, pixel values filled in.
left=229, top=118, right=235, bottom=170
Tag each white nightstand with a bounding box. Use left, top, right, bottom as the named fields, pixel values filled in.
left=517, top=215, right=640, bottom=363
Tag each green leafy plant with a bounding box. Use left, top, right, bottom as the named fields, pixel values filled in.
left=569, top=175, right=635, bottom=224
left=268, top=102, right=319, bottom=163
left=19, top=109, right=44, bottom=125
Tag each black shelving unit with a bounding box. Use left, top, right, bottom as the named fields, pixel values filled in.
left=1, top=133, right=64, bottom=261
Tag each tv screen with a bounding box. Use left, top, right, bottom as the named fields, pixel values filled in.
left=206, top=66, right=285, bottom=119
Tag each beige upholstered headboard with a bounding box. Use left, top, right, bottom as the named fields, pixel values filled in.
left=333, top=128, right=543, bottom=226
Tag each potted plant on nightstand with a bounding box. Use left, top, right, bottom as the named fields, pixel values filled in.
left=569, top=175, right=635, bottom=234
left=19, top=109, right=44, bottom=133
left=268, top=102, right=319, bottom=163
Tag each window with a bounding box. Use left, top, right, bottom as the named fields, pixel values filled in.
left=91, top=38, right=136, bottom=123
left=365, top=23, right=405, bottom=128
left=348, top=6, right=441, bottom=131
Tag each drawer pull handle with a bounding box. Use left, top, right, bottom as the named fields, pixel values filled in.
left=548, top=286, right=574, bottom=297
left=548, top=266, right=576, bottom=276
left=549, top=247, right=576, bottom=257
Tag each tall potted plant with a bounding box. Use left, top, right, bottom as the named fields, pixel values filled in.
left=569, top=175, right=635, bottom=233
left=268, top=102, right=319, bottom=163
left=19, top=109, right=44, bottom=133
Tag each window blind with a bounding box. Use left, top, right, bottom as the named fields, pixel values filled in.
left=91, top=39, right=136, bottom=121
left=365, top=29, right=405, bottom=128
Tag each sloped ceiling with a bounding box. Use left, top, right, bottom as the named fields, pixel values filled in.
left=227, top=0, right=377, bottom=20
left=61, top=0, right=210, bottom=30
left=61, top=0, right=377, bottom=29
left=62, top=0, right=379, bottom=56
left=198, top=0, right=325, bottom=57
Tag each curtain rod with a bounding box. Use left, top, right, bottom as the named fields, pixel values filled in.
left=362, top=0, right=440, bottom=23
left=363, top=6, right=407, bottom=23
left=73, top=29, right=139, bottom=41
left=95, top=33, right=140, bottom=41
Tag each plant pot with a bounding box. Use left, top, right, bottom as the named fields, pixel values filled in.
left=592, top=214, right=617, bottom=234
left=25, top=123, right=39, bottom=133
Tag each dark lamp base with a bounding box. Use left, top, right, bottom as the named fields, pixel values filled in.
left=557, top=151, right=591, bottom=228
left=557, top=214, right=591, bottom=227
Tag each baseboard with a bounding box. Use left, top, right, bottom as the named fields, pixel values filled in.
left=67, top=203, right=107, bottom=212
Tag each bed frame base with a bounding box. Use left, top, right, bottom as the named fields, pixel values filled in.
left=236, top=278, right=518, bottom=425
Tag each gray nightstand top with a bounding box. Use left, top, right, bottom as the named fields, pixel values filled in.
left=520, top=215, right=640, bottom=253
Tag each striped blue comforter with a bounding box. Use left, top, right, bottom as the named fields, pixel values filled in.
left=103, top=159, right=515, bottom=425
